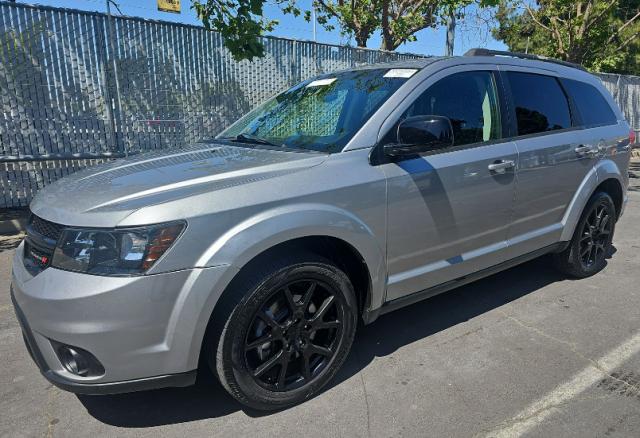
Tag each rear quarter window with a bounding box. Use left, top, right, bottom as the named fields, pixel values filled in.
left=560, top=79, right=617, bottom=127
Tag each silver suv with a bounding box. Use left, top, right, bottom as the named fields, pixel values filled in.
left=11, top=50, right=633, bottom=410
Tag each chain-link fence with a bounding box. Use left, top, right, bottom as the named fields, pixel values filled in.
left=1, top=1, right=639, bottom=208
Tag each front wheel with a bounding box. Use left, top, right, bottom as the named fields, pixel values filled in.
left=553, top=191, right=616, bottom=278
left=212, top=254, right=357, bottom=410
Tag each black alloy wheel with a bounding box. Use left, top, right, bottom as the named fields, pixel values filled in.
left=552, top=191, right=616, bottom=278
left=244, top=278, right=344, bottom=391
left=211, top=253, right=357, bottom=410
left=578, top=200, right=613, bottom=269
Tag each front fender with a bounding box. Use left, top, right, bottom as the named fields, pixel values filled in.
left=174, top=204, right=388, bottom=371
left=197, top=203, right=387, bottom=311
left=559, top=159, right=626, bottom=242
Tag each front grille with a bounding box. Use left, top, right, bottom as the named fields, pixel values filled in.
left=23, top=239, right=53, bottom=275
left=29, top=215, right=64, bottom=242
left=23, top=214, right=64, bottom=275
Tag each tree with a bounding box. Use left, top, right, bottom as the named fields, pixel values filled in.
left=493, top=0, right=640, bottom=74
left=192, top=0, right=496, bottom=61
left=192, top=0, right=301, bottom=61
left=312, top=0, right=497, bottom=51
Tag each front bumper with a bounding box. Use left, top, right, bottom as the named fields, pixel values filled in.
left=11, top=241, right=233, bottom=394
left=11, top=288, right=196, bottom=394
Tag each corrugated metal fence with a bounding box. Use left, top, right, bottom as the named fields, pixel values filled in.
left=597, top=73, right=640, bottom=131
left=1, top=1, right=639, bottom=208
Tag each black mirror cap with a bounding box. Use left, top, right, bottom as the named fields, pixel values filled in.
left=385, top=115, right=454, bottom=157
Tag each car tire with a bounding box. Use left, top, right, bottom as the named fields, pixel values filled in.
left=552, top=191, right=616, bottom=278
left=208, top=252, right=358, bottom=410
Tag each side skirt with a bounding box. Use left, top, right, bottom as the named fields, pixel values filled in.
left=362, top=243, right=563, bottom=324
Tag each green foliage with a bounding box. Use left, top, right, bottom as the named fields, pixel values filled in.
left=192, top=0, right=499, bottom=60
left=493, top=0, right=640, bottom=74
left=312, top=0, right=499, bottom=50
left=192, top=0, right=301, bottom=61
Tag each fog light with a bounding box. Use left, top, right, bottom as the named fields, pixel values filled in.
left=60, top=347, right=88, bottom=376
left=51, top=341, right=105, bottom=377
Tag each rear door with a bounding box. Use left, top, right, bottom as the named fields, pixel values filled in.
left=381, top=67, right=518, bottom=301
left=502, top=69, right=598, bottom=257
left=560, top=78, right=631, bottom=191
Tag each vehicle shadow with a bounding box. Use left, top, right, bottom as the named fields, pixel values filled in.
left=78, top=256, right=565, bottom=427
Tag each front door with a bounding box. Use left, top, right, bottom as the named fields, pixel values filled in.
left=381, top=69, right=518, bottom=301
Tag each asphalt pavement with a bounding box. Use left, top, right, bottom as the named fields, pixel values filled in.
left=2, top=184, right=640, bottom=437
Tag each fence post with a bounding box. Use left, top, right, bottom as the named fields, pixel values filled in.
left=290, top=40, right=298, bottom=87
left=94, top=15, right=118, bottom=156
left=105, top=1, right=125, bottom=156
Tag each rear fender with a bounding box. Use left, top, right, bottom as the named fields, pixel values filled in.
left=559, top=159, right=625, bottom=242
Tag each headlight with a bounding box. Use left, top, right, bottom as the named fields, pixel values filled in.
left=51, top=222, right=185, bottom=276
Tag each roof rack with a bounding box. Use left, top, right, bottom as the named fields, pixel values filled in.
left=464, top=48, right=586, bottom=71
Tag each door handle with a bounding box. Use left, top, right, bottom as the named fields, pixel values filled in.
left=488, top=159, right=515, bottom=174
left=574, top=145, right=598, bottom=157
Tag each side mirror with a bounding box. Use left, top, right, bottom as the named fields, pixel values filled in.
left=384, top=115, right=454, bottom=157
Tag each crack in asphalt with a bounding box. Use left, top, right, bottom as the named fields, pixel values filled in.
left=45, top=386, right=59, bottom=438
left=479, top=310, right=640, bottom=437
left=353, top=344, right=372, bottom=438
left=499, top=310, right=640, bottom=397
left=359, top=370, right=372, bottom=438
left=474, top=393, right=621, bottom=438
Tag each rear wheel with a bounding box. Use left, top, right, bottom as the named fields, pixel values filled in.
left=553, top=191, right=616, bottom=278
left=211, top=253, right=357, bottom=410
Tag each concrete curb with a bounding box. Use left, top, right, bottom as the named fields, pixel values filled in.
left=0, top=210, right=29, bottom=235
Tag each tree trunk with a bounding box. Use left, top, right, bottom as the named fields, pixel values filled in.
left=355, top=31, right=368, bottom=48
left=381, top=0, right=392, bottom=51
left=446, top=12, right=455, bottom=56
left=381, top=34, right=396, bottom=51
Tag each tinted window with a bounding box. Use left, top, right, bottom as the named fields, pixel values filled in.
left=402, top=71, right=501, bottom=146
left=507, top=72, right=571, bottom=136
left=561, top=79, right=617, bottom=127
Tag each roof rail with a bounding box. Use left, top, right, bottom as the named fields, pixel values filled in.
left=464, top=48, right=586, bottom=71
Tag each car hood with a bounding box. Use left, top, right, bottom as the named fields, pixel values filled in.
left=30, top=143, right=327, bottom=227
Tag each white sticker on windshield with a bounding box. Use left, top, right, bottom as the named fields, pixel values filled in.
left=384, top=69, right=418, bottom=78
left=307, top=78, right=337, bottom=87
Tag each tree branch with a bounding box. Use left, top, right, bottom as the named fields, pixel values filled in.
left=607, top=10, right=640, bottom=44
left=616, top=31, right=640, bottom=51
left=524, top=4, right=552, bottom=32
left=549, top=16, right=566, bottom=56
left=585, top=0, right=617, bottom=30
left=576, top=0, right=592, bottom=39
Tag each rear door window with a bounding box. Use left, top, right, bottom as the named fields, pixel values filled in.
left=506, top=72, right=571, bottom=136
left=561, top=79, right=617, bottom=127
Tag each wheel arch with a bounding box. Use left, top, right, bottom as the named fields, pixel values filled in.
left=238, top=236, right=374, bottom=316
left=560, top=160, right=626, bottom=242
left=190, top=204, right=386, bottom=369
left=596, top=178, right=624, bottom=220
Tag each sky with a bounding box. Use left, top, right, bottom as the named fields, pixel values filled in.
left=25, top=0, right=507, bottom=56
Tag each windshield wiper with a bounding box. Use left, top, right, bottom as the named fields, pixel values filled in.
left=222, top=133, right=279, bottom=147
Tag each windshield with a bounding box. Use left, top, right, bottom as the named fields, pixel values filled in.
left=217, top=68, right=415, bottom=153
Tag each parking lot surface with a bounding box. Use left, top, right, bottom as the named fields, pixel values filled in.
left=2, top=180, right=640, bottom=437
